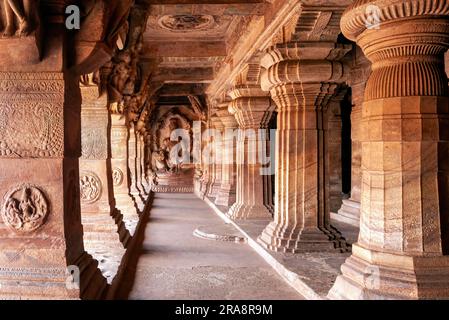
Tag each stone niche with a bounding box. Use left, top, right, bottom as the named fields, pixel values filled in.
left=149, top=107, right=197, bottom=193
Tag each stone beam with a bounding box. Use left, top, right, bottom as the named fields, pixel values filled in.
left=153, top=67, right=215, bottom=83
left=148, top=4, right=266, bottom=15
left=144, top=0, right=263, bottom=4
left=143, top=41, right=227, bottom=58
left=158, top=84, right=207, bottom=97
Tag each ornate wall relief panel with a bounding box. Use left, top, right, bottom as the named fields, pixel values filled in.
left=81, top=126, right=108, bottom=160
left=0, top=73, right=64, bottom=158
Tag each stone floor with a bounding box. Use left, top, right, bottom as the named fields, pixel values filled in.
left=205, top=197, right=360, bottom=299
left=119, top=193, right=303, bottom=300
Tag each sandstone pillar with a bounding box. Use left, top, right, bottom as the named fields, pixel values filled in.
left=0, top=37, right=105, bottom=299
left=329, top=0, right=449, bottom=299
left=207, top=115, right=224, bottom=198
left=227, top=85, right=274, bottom=220
left=325, top=95, right=345, bottom=214
left=128, top=123, right=145, bottom=212
left=135, top=131, right=147, bottom=201
left=139, top=133, right=151, bottom=195
left=199, top=121, right=212, bottom=199
left=215, top=107, right=238, bottom=208
left=258, top=44, right=350, bottom=252
left=338, top=47, right=371, bottom=226
left=79, top=79, right=126, bottom=284
left=111, top=114, right=139, bottom=236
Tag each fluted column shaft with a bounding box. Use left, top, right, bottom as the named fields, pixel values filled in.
left=329, top=0, right=449, bottom=299
left=258, top=44, right=350, bottom=252
left=215, top=108, right=238, bottom=207
left=227, top=85, right=274, bottom=220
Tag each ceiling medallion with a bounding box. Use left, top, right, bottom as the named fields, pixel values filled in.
left=158, top=15, right=216, bottom=32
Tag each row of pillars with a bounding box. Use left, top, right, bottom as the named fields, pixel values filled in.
left=197, top=1, right=449, bottom=299
left=79, top=82, right=151, bottom=285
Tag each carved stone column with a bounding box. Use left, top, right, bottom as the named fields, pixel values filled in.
left=326, top=94, right=345, bottom=214
left=79, top=80, right=126, bottom=284
left=207, top=114, right=224, bottom=198
left=128, top=123, right=145, bottom=212
left=338, top=47, right=371, bottom=225
left=135, top=131, right=147, bottom=201
left=139, top=133, right=151, bottom=195
left=258, top=43, right=350, bottom=252
left=227, top=85, right=274, bottom=220
left=0, top=48, right=107, bottom=299
left=199, top=121, right=212, bottom=199
left=111, top=114, right=139, bottom=236
left=215, top=106, right=238, bottom=208
left=329, top=0, right=449, bottom=299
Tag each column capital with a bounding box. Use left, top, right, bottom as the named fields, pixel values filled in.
left=341, top=0, right=449, bottom=100
left=215, top=107, right=238, bottom=129
left=342, top=0, right=449, bottom=47
left=227, top=85, right=274, bottom=129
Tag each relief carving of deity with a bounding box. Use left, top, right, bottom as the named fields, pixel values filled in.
left=2, top=0, right=39, bottom=37
left=1, top=184, right=48, bottom=233
left=112, top=168, right=124, bottom=186
left=80, top=172, right=102, bottom=204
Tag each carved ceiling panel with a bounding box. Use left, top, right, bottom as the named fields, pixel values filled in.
left=145, top=14, right=235, bottom=40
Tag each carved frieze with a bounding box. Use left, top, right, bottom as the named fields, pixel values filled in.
left=1, top=184, right=49, bottom=233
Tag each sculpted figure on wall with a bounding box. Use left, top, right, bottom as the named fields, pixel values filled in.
left=2, top=0, right=39, bottom=37
left=80, top=172, right=102, bottom=204
left=1, top=185, right=48, bottom=233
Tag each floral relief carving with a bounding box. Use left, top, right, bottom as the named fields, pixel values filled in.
left=0, top=73, right=64, bottom=158
left=1, top=184, right=49, bottom=233
left=158, top=15, right=215, bottom=32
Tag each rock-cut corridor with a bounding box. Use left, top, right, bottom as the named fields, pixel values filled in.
left=117, top=193, right=302, bottom=300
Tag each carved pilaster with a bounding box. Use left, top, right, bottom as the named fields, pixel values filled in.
left=0, top=71, right=105, bottom=299
left=329, top=0, right=449, bottom=300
